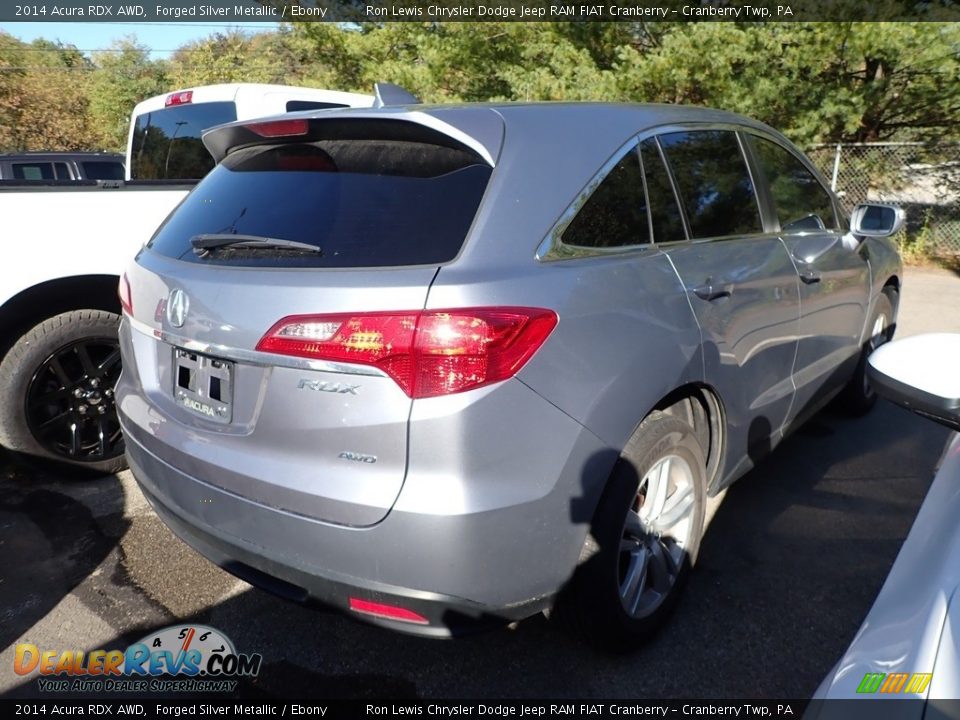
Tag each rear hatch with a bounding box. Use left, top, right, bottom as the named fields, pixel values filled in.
left=122, top=113, right=499, bottom=526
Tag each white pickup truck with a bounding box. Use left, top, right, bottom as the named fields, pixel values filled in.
left=0, top=83, right=380, bottom=474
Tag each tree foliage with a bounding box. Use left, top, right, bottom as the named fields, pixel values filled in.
left=0, top=22, right=957, bottom=153
left=0, top=33, right=99, bottom=151
left=87, top=38, right=169, bottom=150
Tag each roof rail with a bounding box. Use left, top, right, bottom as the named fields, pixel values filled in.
left=373, top=83, right=421, bottom=108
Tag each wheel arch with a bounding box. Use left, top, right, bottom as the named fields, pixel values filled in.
left=652, top=384, right=726, bottom=495
left=0, top=275, right=121, bottom=357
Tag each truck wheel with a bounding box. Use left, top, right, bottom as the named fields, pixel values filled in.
left=0, top=310, right=126, bottom=476
left=560, top=411, right=707, bottom=651
left=837, top=290, right=895, bottom=416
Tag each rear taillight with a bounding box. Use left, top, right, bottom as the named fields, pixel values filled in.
left=256, top=307, right=557, bottom=399
left=118, top=273, right=133, bottom=315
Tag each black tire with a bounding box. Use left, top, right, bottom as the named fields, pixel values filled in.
left=560, top=411, right=707, bottom=651
left=0, top=310, right=126, bottom=476
left=837, top=290, right=896, bottom=416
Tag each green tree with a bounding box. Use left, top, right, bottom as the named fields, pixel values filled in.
left=87, top=38, right=168, bottom=151
left=0, top=33, right=100, bottom=151
left=610, top=22, right=960, bottom=144
left=167, top=30, right=305, bottom=87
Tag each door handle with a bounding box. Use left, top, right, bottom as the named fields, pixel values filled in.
left=799, top=270, right=821, bottom=285
left=692, top=283, right=732, bottom=301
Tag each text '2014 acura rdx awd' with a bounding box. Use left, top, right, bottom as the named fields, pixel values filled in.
left=117, top=103, right=904, bottom=649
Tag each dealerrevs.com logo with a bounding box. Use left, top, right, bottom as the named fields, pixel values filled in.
left=14, top=625, right=262, bottom=693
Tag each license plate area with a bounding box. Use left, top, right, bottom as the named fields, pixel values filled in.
left=173, top=348, right=233, bottom=423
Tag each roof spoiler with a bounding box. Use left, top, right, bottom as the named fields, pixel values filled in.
left=373, top=83, right=421, bottom=108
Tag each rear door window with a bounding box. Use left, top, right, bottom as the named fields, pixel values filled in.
left=658, top=130, right=763, bottom=239
left=131, top=101, right=237, bottom=180
left=148, top=136, right=492, bottom=268
left=751, top=137, right=837, bottom=232
left=639, top=138, right=687, bottom=243
left=562, top=145, right=650, bottom=248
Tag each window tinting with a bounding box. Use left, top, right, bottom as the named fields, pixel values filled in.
left=639, top=138, right=686, bottom=243
left=562, top=146, right=650, bottom=248
left=81, top=160, right=125, bottom=180
left=658, top=131, right=762, bottom=239
left=148, top=139, right=492, bottom=268
left=286, top=101, right=349, bottom=112
left=753, top=137, right=836, bottom=232
left=13, top=163, right=54, bottom=180
left=131, top=101, right=237, bottom=180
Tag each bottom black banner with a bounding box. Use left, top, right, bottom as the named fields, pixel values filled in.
left=2, top=699, right=960, bottom=720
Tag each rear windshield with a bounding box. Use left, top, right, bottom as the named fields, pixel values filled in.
left=147, top=139, right=492, bottom=268
left=131, top=101, right=236, bottom=180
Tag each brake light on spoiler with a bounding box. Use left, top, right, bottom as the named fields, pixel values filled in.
left=165, top=91, right=193, bottom=107
left=256, top=307, right=558, bottom=399
left=246, top=119, right=310, bottom=138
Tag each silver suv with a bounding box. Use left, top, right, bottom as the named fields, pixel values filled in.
left=117, top=103, right=903, bottom=649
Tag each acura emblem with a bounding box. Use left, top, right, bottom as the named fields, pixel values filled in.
left=166, top=289, right=189, bottom=328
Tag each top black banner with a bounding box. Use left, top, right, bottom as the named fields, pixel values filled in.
left=4, top=0, right=959, bottom=23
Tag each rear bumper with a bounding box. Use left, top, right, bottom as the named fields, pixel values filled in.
left=127, top=436, right=537, bottom=636
left=120, top=390, right=613, bottom=636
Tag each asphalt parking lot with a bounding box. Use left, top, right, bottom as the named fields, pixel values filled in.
left=2, top=265, right=960, bottom=700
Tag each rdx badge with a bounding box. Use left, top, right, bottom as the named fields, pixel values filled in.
left=297, top=379, right=360, bottom=395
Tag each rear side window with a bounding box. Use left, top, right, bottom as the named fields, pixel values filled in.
left=13, top=163, right=54, bottom=180
left=658, top=130, right=763, bottom=239
left=562, top=145, right=650, bottom=248
left=81, top=161, right=125, bottom=180
left=148, top=137, right=492, bottom=268
left=639, top=138, right=686, bottom=243
left=131, top=101, right=237, bottom=180
left=752, top=137, right=837, bottom=232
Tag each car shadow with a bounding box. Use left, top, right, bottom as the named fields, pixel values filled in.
left=0, top=450, right=131, bottom=652
left=1, top=401, right=951, bottom=700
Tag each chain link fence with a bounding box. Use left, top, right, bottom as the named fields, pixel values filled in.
left=807, top=143, right=960, bottom=256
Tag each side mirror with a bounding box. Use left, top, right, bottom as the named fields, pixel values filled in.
left=850, top=203, right=906, bottom=238
left=867, top=333, right=960, bottom=432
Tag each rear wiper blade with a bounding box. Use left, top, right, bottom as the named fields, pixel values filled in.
left=190, top=233, right=322, bottom=254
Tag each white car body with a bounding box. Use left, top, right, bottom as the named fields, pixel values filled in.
left=0, top=83, right=374, bottom=308
left=125, top=83, right=373, bottom=180
left=0, top=83, right=374, bottom=471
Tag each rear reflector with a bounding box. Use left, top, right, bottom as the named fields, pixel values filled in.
left=118, top=273, right=133, bottom=315
left=165, top=90, right=193, bottom=107
left=256, top=307, right=558, bottom=399
left=247, top=119, right=309, bottom=138
left=348, top=598, right=429, bottom=625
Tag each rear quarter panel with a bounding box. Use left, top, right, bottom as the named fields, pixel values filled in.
left=427, top=251, right=703, bottom=454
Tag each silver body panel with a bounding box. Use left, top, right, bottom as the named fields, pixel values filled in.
left=118, top=102, right=902, bottom=631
